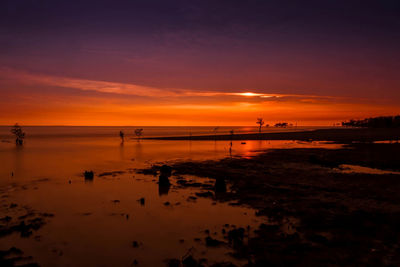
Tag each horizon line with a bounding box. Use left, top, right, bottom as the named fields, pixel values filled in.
left=0, top=124, right=330, bottom=127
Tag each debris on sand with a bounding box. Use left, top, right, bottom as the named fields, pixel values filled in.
left=214, top=178, right=226, bottom=193
left=136, top=167, right=158, bottom=176
left=227, top=228, right=245, bottom=247
left=98, top=171, right=126, bottom=177
left=195, top=191, right=214, bottom=198
left=0, top=217, right=46, bottom=238
left=159, top=175, right=171, bottom=186
left=0, top=247, right=39, bottom=267
left=40, top=213, right=54, bottom=217
left=187, top=196, right=197, bottom=202
left=0, top=216, right=12, bottom=222
left=205, top=236, right=224, bottom=247
left=158, top=182, right=170, bottom=196
left=176, top=179, right=203, bottom=187
left=209, top=262, right=237, bottom=267
left=160, top=165, right=172, bottom=177
left=138, top=198, right=145, bottom=206
left=84, top=171, right=94, bottom=180
left=166, top=255, right=211, bottom=267
left=166, top=258, right=180, bottom=267
left=159, top=165, right=172, bottom=186
left=182, top=255, right=198, bottom=267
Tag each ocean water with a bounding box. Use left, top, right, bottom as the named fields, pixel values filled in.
left=0, top=125, right=326, bottom=139
left=0, top=126, right=339, bottom=266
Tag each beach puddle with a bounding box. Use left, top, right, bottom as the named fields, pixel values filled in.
left=336, top=164, right=400, bottom=175
left=373, top=140, right=400, bottom=144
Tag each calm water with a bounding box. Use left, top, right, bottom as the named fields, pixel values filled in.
left=0, top=126, right=339, bottom=266
left=0, top=125, right=329, bottom=139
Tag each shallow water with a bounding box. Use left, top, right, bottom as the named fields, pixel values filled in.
left=0, top=125, right=330, bottom=139
left=337, top=164, right=400, bottom=175
left=0, top=128, right=342, bottom=266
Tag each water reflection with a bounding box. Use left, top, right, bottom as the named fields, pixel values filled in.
left=13, top=144, right=24, bottom=179
left=0, top=136, right=344, bottom=266
left=119, top=140, right=125, bottom=160
left=336, top=164, right=400, bottom=175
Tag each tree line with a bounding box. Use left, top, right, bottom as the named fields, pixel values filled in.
left=342, top=116, right=400, bottom=128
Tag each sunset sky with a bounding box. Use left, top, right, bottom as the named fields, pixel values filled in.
left=1, top=0, right=399, bottom=126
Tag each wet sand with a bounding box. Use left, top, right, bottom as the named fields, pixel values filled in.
left=139, top=143, right=400, bottom=266
left=144, top=128, right=400, bottom=143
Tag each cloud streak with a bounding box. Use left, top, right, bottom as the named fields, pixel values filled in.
left=0, top=68, right=366, bottom=103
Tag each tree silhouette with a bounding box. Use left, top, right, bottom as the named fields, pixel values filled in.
left=275, top=122, right=288, bottom=128
left=229, top=130, right=234, bottom=157
left=342, top=116, right=400, bottom=128
left=11, top=123, right=25, bottom=145
left=134, top=128, right=143, bottom=140
left=256, top=118, right=265, bottom=133
left=213, top=127, right=219, bottom=140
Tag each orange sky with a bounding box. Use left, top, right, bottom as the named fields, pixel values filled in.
left=0, top=68, right=399, bottom=126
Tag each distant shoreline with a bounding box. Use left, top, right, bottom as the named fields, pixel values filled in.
left=143, top=128, right=400, bottom=142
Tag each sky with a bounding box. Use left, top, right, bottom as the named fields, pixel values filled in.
left=0, top=0, right=399, bottom=126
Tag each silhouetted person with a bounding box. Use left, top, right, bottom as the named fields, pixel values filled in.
left=119, top=131, right=125, bottom=142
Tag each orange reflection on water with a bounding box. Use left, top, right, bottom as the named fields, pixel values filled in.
left=0, top=134, right=342, bottom=266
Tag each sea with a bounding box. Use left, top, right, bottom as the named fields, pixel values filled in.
left=0, top=126, right=338, bottom=266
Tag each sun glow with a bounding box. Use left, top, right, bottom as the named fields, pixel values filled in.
left=236, top=92, right=264, bottom=97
